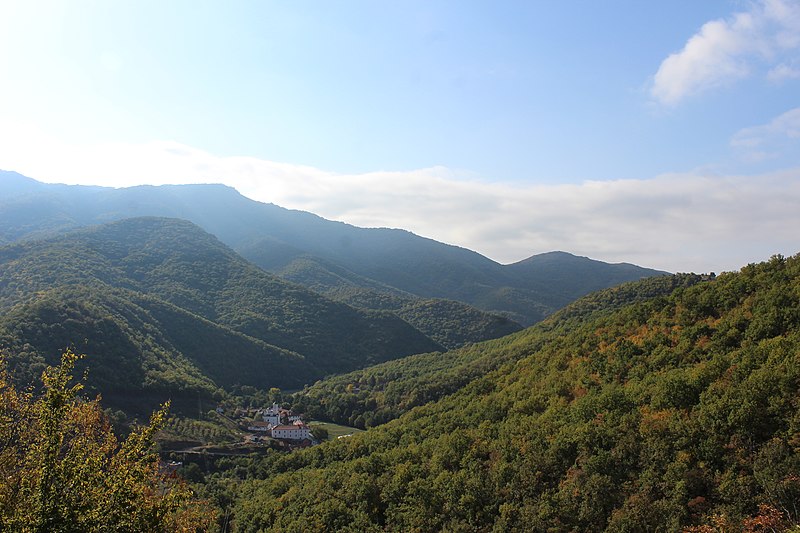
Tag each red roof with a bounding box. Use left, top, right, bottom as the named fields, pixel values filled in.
left=272, top=425, right=301, bottom=431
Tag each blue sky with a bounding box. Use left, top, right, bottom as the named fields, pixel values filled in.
left=1, top=0, right=799, bottom=272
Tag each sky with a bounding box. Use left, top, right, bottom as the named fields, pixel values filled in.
left=1, top=0, right=799, bottom=273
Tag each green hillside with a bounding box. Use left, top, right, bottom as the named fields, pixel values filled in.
left=275, top=255, right=523, bottom=348
left=0, top=217, right=443, bottom=412
left=227, top=254, right=800, bottom=531
left=293, top=273, right=705, bottom=429
left=0, top=286, right=309, bottom=415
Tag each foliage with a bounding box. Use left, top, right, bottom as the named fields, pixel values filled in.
left=0, top=287, right=223, bottom=413
left=0, top=217, right=441, bottom=413
left=394, top=298, right=522, bottom=349
left=0, top=350, right=214, bottom=532
left=231, top=255, right=800, bottom=531
left=276, top=256, right=523, bottom=349
left=310, top=425, right=329, bottom=442
left=293, top=273, right=704, bottom=429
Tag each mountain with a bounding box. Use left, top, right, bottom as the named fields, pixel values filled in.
left=227, top=254, right=800, bottom=531
left=0, top=217, right=442, bottom=413
left=0, top=171, right=666, bottom=326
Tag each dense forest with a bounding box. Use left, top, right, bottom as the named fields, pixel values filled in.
left=292, top=273, right=707, bottom=429
left=0, top=217, right=443, bottom=413
left=211, top=254, right=800, bottom=531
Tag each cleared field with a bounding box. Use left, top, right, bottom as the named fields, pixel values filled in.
left=308, top=420, right=364, bottom=441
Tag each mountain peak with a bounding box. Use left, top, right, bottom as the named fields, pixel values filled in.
left=0, top=170, right=46, bottom=194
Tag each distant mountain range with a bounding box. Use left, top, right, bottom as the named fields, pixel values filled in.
left=0, top=171, right=667, bottom=327
left=0, top=170, right=669, bottom=413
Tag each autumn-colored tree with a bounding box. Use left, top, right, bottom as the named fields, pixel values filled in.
left=0, top=350, right=214, bottom=532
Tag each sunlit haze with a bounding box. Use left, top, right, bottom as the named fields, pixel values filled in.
left=1, top=0, right=799, bottom=273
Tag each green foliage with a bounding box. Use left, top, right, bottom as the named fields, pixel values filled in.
left=294, top=273, right=703, bottom=429
left=0, top=350, right=214, bottom=531
left=0, top=287, right=220, bottom=407
left=310, top=426, right=329, bottom=442
left=394, top=298, right=522, bottom=349
left=0, top=217, right=441, bottom=414
left=276, top=255, right=524, bottom=348
left=231, top=255, right=800, bottom=531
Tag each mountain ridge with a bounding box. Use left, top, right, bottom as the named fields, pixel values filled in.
left=0, top=171, right=668, bottom=326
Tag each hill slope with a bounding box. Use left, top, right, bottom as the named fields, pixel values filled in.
left=0, top=171, right=666, bottom=325
left=0, top=217, right=442, bottom=411
left=229, top=254, right=800, bottom=531
left=0, top=285, right=311, bottom=414
left=292, top=272, right=707, bottom=429
left=272, top=254, right=523, bottom=349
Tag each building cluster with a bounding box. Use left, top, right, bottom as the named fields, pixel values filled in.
left=246, top=402, right=312, bottom=443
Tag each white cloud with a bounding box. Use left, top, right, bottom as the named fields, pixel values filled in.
left=651, top=0, right=800, bottom=105
left=1, top=122, right=799, bottom=274
left=767, top=61, right=800, bottom=81
left=731, top=107, right=800, bottom=161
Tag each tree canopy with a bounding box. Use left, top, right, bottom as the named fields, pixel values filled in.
left=0, top=350, right=214, bottom=532
left=229, top=255, right=800, bottom=531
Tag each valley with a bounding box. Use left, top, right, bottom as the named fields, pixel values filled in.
left=1, top=174, right=798, bottom=531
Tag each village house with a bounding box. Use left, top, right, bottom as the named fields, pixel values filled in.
left=270, top=423, right=312, bottom=441
left=261, top=411, right=281, bottom=427
left=258, top=402, right=301, bottom=427
left=247, top=421, right=272, bottom=432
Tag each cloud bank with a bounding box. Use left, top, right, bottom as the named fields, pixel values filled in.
left=1, top=122, right=799, bottom=274
left=651, top=0, right=800, bottom=105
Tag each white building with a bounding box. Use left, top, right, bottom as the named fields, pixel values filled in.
left=247, top=421, right=272, bottom=432
left=262, top=412, right=281, bottom=426
left=271, top=423, right=312, bottom=441
left=262, top=402, right=282, bottom=426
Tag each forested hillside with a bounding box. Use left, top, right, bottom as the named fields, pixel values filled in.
left=0, top=217, right=443, bottom=412
left=293, top=273, right=706, bottom=429
left=225, top=254, right=800, bottom=532
left=275, top=254, right=522, bottom=349
left=0, top=172, right=665, bottom=326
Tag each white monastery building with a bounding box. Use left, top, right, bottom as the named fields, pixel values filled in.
left=270, top=423, right=312, bottom=441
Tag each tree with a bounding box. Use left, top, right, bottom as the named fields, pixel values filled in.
left=0, top=350, right=214, bottom=532
left=310, top=426, right=329, bottom=442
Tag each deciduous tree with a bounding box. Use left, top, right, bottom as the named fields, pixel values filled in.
left=0, top=350, right=214, bottom=532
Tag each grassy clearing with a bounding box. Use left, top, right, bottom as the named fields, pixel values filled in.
left=308, top=420, right=364, bottom=440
